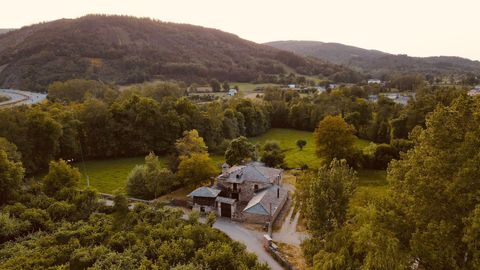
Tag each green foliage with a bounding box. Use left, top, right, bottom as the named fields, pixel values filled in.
left=362, top=143, right=399, bottom=169
left=126, top=153, right=176, bottom=199
left=297, top=159, right=357, bottom=236
left=385, top=95, right=480, bottom=269
left=122, top=81, right=185, bottom=100
left=175, top=129, right=208, bottom=156
left=0, top=140, right=24, bottom=205
left=304, top=95, right=480, bottom=269
left=295, top=139, right=307, bottom=150
left=177, top=153, right=218, bottom=187
left=222, top=81, right=230, bottom=91
left=225, top=136, right=255, bottom=165
left=210, top=79, right=221, bottom=92
left=43, top=159, right=81, bottom=197
left=206, top=212, right=217, bottom=227
left=314, top=115, right=356, bottom=164
left=0, top=190, right=266, bottom=269
left=0, top=95, right=10, bottom=102
left=259, top=140, right=285, bottom=168
left=48, top=79, right=118, bottom=102
left=463, top=204, right=480, bottom=269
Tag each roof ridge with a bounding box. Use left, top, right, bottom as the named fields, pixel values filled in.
left=250, top=164, right=269, bottom=181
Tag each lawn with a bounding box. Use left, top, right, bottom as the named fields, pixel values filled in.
left=351, top=169, right=389, bottom=208
left=75, top=128, right=379, bottom=195
left=250, top=128, right=372, bottom=169
left=250, top=128, right=320, bottom=169
left=76, top=156, right=158, bottom=193
left=75, top=155, right=224, bottom=194
left=230, top=82, right=279, bottom=93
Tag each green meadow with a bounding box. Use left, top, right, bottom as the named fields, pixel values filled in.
left=75, top=128, right=386, bottom=195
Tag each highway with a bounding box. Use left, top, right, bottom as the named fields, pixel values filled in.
left=0, top=89, right=47, bottom=108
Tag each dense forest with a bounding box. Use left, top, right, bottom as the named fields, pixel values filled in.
left=0, top=15, right=362, bottom=91
left=0, top=149, right=268, bottom=269
left=296, top=95, right=480, bottom=269
left=266, top=40, right=480, bottom=79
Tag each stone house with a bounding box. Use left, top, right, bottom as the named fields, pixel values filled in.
left=187, top=162, right=288, bottom=224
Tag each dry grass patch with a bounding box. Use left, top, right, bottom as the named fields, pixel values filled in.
left=277, top=242, right=307, bottom=270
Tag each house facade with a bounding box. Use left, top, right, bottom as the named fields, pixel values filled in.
left=187, top=162, right=288, bottom=224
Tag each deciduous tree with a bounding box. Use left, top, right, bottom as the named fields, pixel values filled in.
left=314, top=115, right=356, bottom=164
left=176, top=153, right=218, bottom=187
left=42, top=160, right=81, bottom=197
left=260, top=141, right=285, bottom=168
left=225, top=136, right=255, bottom=165
left=296, top=139, right=307, bottom=150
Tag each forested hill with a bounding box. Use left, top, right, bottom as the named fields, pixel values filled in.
left=0, top=15, right=357, bottom=91
left=0, top=29, right=14, bottom=35
left=265, top=40, right=480, bottom=77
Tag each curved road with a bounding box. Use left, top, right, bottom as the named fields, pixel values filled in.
left=214, top=218, right=284, bottom=270
left=0, top=89, right=47, bottom=108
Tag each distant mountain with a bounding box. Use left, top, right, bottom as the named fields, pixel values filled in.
left=265, top=40, right=480, bottom=77
left=0, top=16, right=357, bottom=91
left=0, top=29, right=14, bottom=35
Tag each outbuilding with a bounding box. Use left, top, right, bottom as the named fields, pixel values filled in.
left=187, top=187, right=221, bottom=213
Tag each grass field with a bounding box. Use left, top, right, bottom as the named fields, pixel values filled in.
left=76, top=128, right=379, bottom=194
left=77, top=156, right=157, bottom=193
left=76, top=155, right=224, bottom=194
left=231, top=82, right=279, bottom=93
left=250, top=128, right=372, bottom=169
left=351, top=169, right=389, bottom=208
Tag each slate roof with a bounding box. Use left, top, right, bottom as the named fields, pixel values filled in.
left=187, top=187, right=221, bottom=198
left=243, top=185, right=288, bottom=216
left=219, top=162, right=282, bottom=184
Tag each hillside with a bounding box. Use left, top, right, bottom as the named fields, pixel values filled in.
left=0, top=16, right=357, bottom=91
left=266, top=40, right=480, bottom=77
left=0, top=29, right=14, bottom=35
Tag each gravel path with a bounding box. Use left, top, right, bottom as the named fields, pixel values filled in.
left=214, top=218, right=284, bottom=270
left=273, top=204, right=307, bottom=246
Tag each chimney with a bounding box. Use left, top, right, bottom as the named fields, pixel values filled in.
left=222, top=163, right=230, bottom=174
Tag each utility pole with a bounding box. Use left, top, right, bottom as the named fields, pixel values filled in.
left=268, top=203, right=273, bottom=237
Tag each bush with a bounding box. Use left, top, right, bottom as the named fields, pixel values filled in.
left=362, top=143, right=399, bottom=169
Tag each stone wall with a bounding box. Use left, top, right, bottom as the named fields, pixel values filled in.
left=192, top=204, right=215, bottom=213
left=243, top=212, right=270, bottom=224
left=238, top=181, right=271, bottom=203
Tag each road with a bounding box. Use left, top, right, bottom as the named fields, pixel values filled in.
left=214, top=218, right=284, bottom=270
left=0, top=89, right=47, bottom=108
left=273, top=204, right=307, bottom=246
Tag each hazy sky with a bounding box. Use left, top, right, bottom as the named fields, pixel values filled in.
left=2, top=0, right=479, bottom=60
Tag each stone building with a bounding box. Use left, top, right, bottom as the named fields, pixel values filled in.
left=187, top=162, right=288, bottom=224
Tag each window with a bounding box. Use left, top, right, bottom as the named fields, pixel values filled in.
left=254, top=184, right=258, bottom=191
left=200, top=206, right=205, bottom=212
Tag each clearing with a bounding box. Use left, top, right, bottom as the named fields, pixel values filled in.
left=250, top=128, right=371, bottom=169
left=75, top=128, right=379, bottom=195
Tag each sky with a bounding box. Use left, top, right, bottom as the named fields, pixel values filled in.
left=2, top=0, right=479, bottom=60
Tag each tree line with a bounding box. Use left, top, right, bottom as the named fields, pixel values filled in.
left=0, top=79, right=468, bottom=175
left=0, top=80, right=270, bottom=174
